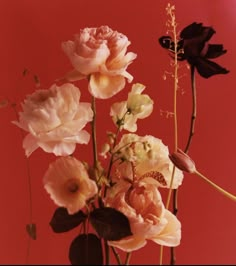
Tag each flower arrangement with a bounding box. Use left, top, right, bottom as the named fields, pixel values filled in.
left=3, top=3, right=235, bottom=265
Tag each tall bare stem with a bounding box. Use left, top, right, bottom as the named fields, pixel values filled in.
left=160, top=3, right=179, bottom=265
left=91, top=96, right=98, bottom=167
left=12, top=104, right=35, bottom=265
left=184, top=65, right=197, bottom=154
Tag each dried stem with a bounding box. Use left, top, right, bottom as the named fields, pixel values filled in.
left=111, top=246, right=122, bottom=265
left=91, top=96, right=98, bottom=167
left=125, top=252, right=132, bottom=265
left=170, top=65, right=197, bottom=264
left=195, top=170, right=236, bottom=201
left=12, top=104, right=34, bottom=265
left=166, top=5, right=179, bottom=266
left=160, top=4, right=180, bottom=265
left=184, top=65, right=197, bottom=154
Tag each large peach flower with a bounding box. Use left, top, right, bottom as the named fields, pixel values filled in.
left=112, top=134, right=184, bottom=189
left=43, top=156, right=98, bottom=215
left=104, top=179, right=181, bottom=252
left=13, top=83, right=93, bottom=157
left=62, top=25, right=137, bottom=99
left=110, top=83, right=153, bottom=132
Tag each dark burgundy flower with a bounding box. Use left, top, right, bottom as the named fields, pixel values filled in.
left=159, top=22, right=229, bottom=78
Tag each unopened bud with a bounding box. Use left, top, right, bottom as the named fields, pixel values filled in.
left=100, top=143, right=110, bottom=158
left=169, top=148, right=196, bottom=173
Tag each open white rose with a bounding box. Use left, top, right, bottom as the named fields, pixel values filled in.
left=112, top=134, right=184, bottom=189
left=13, top=83, right=93, bottom=157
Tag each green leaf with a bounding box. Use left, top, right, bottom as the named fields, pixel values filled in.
left=90, top=207, right=132, bottom=241
left=50, top=207, right=87, bottom=233
left=69, top=233, right=103, bottom=265
left=26, top=223, right=36, bottom=240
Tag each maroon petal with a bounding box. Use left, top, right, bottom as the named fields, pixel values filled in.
left=194, top=57, right=230, bottom=78
left=180, top=22, right=215, bottom=42
left=205, top=44, right=227, bottom=59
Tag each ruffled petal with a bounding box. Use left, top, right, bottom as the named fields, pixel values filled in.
left=108, top=235, right=147, bottom=252
left=39, top=141, right=76, bottom=156
left=59, top=69, right=87, bottom=82
left=23, top=134, right=39, bottom=157
left=151, top=210, right=181, bottom=247
left=89, top=73, right=125, bottom=99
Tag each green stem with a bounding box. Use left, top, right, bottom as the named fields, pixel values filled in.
left=91, top=96, right=98, bottom=168
left=104, top=110, right=129, bottom=197
left=111, top=246, right=122, bottom=265
left=125, top=252, right=132, bottom=265
left=195, top=170, right=236, bottom=201
left=106, top=126, right=120, bottom=181
left=105, top=240, right=110, bottom=265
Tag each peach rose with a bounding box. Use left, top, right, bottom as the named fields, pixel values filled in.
left=110, top=83, right=153, bottom=132
left=62, top=25, right=137, bottom=99
left=112, top=134, right=184, bottom=189
left=13, top=83, right=93, bottom=157
left=43, top=156, right=98, bottom=215
left=104, top=179, right=181, bottom=251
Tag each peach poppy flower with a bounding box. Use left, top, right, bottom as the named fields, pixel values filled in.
left=62, top=25, right=137, bottom=99
left=43, top=156, right=98, bottom=215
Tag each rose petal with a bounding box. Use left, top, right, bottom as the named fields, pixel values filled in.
left=89, top=73, right=125, bottom=99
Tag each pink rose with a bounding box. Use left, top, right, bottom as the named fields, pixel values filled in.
left=62, top=25, right=137, bottom=99
left=43, top=156, right=98, bottom=215
left=13, top=83, right=93, bottom=157
left=104, top=179, right=181, bottom=251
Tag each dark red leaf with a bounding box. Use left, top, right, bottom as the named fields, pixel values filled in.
left=90, top=207, right=132, bottom=241
left=69, top=233, right=103, bottom=265
left=50, top=207, right=87, bottom=233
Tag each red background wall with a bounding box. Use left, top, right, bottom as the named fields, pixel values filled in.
left=0, top=0, right=236, bottom=264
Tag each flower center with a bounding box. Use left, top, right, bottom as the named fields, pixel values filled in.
left=66, top=179, right=79, bottom=193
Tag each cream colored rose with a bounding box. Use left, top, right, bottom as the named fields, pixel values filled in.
left=104, top=179, right=181, bottom=252
left=62, top=25, right=137, bottom=99
left=43, top=156, right=98, bottom=215
left=112, top=134, right=184, bottom=189
left=110, top=83, right=153, bottom=132
left=13, top=83, right=93, bottom=157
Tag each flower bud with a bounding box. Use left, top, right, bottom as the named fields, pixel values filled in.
left=169, top=148, right=196, bottom=173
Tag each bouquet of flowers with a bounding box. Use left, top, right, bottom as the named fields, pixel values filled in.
left=6, top=3, right=235, bottom=265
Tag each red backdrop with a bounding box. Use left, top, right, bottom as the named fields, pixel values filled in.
left=0, top=0, right=236, bottom=264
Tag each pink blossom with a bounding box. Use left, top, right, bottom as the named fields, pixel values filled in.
left=62, top=25, right=137, bottom=99
left=104, top=179, right=181, bottom=252
left=13, top=83, right=93, bottom=157
left=43, top=156, right=98, bottom=215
